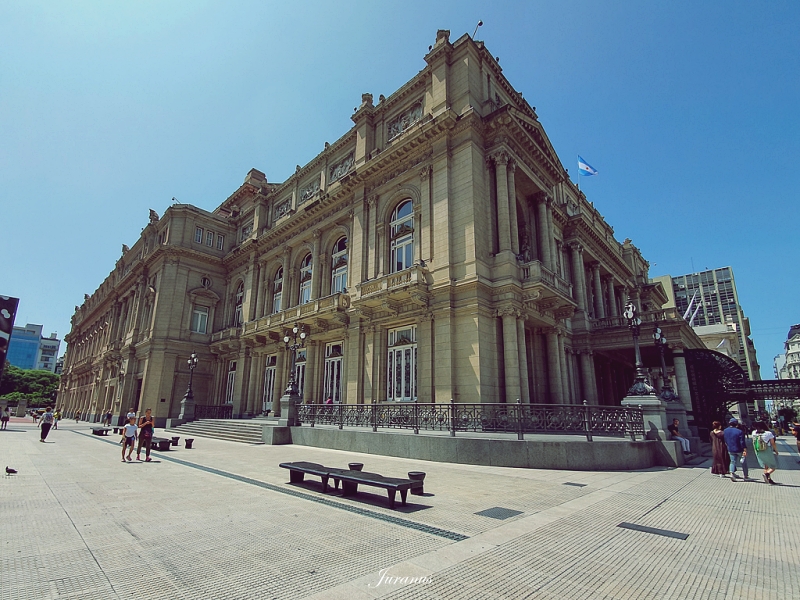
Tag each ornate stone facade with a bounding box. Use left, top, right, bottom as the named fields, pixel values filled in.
left=57, top=30, right=705, bottom=425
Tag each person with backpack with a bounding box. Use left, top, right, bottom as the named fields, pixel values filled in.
left=723, top=418, right=749, bottom=481
left=39, top=407, right=55, bottom=442
left=752, top=422, right=779, bottom=484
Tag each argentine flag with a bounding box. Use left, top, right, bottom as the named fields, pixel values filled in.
left=578, top=156, right=598, bottom=177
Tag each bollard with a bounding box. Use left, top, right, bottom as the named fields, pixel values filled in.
left=184, top=438, right=194, bottom=449
left=413, top=399, right=419, bottom=435
left=338, top=402, right=344, bottom=430
left=449, top=399, right=456, bottom=437
left=371, top=399, right=377, bottom=432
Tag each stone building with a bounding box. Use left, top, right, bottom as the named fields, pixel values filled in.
left=57, top=30, right=704, bottom=426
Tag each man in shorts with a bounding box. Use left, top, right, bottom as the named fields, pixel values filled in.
left=120, top=416, right=138, bottom=462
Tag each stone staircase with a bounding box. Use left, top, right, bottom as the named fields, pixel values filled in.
left=166, top=419, right=271, bottom=445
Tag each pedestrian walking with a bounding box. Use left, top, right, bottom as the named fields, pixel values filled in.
left=120, top=417, right=137, bottom=462
left=724, top=418, right=749, bottom=481
left=39, top=407, right=55, bottom=442
left=53, top=409, right=61, bottom=429
left=710, top=421, right=730, bottom=477
left=103, top=411, right=112, bottom=426
left=75, top=410, right=81, bottom=423
left=137, top=408, right=154, bottom=462
left=752, top=422, right=779, bottom=485
left=1, top=407, right=10, bottom=430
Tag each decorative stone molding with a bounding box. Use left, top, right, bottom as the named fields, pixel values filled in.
left=388, top=100, right=424, bottom=140
left=299, top=180, right=321, bottom=203
left=329, top=152, right=355, bottom=183
left=419, top=165, right=432, bottom=180
left=381, top=299, right=401, bottom=316
left=274, top=199, right=292, bottom=219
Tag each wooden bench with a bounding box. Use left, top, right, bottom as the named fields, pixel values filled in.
left=91, top=427, right=112, bottom=436
left=279, top=462, right=415, bottom=509
left=151, top=437, right=172, bottom=451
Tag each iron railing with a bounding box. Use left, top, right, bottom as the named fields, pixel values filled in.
left=195, top=404, right=233, bottom=420
left=296, top=400, right=644, bottom=441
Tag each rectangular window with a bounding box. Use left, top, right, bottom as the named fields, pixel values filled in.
left=195, top=227, right=203, bottom=243
left=216, top=235, right=224, bottom=250
left=294, top=349, right=306, bottom=399
left=324, top=342, right=344, bottom=404
left=225, top=361, right=237, bottom=404
left=190, top=306, right=209, bottom=334
left=263, top=355, right=277, bottom=413
left=387, top=326, right=417, bottom=401
left=206, top=231, right=214, bottom=247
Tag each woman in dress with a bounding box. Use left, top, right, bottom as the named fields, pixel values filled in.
left=710, top=421, right=730, bottom=477
left=752, top=422, right=779, bottom=484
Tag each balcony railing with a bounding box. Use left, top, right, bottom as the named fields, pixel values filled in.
left=296, top=401, right=644, bottom=441
left=195, top=404, right=233, bottom=420
left=592, top=307, right=684, bottom=330
left=356, top=264, right=427, bottom=300
left=521, top=260, right=573, bottom=298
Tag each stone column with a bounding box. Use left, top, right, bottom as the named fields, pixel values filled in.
left=558, top=333, right=570, bottom=403
left=546, top=329, right=564, bottom=403
left=516, top=317, right=530, bottom=402
left=500, top=309, right=521, bottom=402
left=416, top=314, right=434, bottom=403
left=672, top=351, right=694, bottom=413
left=580, top=351, right=598, bottom=404
left=255, top=262, right=267, bottom=318
left=249, top=262, right=262, bottom=321
left=507, top=160, right=519, bottom=255
left=536, top=197, right=552, bottom=269
left=272, top=350, right=285, bottom=417
left=569, top=243, right=587, bottom=311
left=494, top=153, right=512, bottom=253
left=246, top=352, right=261, bottom=415
left=592, top=263, right=605, bottom=319
left=304, top=341, right=318, bottom=404
left=607, top=279, right=618, bottom=317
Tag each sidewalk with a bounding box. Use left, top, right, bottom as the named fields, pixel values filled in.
left=1, top=420, right=798, bottom=599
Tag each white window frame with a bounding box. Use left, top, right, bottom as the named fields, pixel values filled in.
left=294, top=349, right=307, bottom=399
left=206, top=231, right=214, bottom=247
left=390, top=201, right=414, bottom=274
left=331, top=237, right=348, bottom=294
left=324, top=342, right=344, bottom=403
left=225, top=361, right=237, bottom=404
left=298, top=254, right=312, bottom=305
left=233, top=282, right=244, bottom=327
left=272, top=267, right=283, bottom=314
left=387, top=325, right=417, bottom=402
left=190, top=306, right=209, bottom=334
left=195, top=227, right=204, bottom=243
left=216, top=234, right=224, bottom=250
left=263, top=355, right=277, bottom=413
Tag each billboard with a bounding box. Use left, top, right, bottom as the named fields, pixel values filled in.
left=0, top=296, right=20, bottom=382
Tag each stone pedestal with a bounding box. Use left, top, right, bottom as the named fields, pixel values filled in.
left=179, top=390, right=195, bottom=421
left=622, top=394, right=667, bottom=440
left=277, top=392, right=302, bottom=427
left=664, top=401, right=700, bottom=453
left=16, top=400, right=27, bottom=419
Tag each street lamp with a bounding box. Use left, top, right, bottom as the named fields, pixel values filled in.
left=179, top=351, right=199, bottom=421
left=653, top=323, right=679, bottom=402
left=623, top=297, right=654, bottom=396
left=283, top=325, right=307, bottom=396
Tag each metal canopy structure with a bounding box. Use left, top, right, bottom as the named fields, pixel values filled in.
left=684, top=348, right=800, bottom=427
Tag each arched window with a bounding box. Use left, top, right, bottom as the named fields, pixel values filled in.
left=390, top=200, right=414, bottom=273
left=272, top=267, right=283, bottom=314
left=331, top=236, right=348, bottom=294
left=298, top=253, right=313, bottom=305
left=233, top=282, right=244, bottom=326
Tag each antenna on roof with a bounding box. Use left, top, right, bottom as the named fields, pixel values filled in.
left=472, top=20, right=483, bottom=39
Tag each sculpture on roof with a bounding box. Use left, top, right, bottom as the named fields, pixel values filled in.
left=121, top=244, right=130, bottom=255
left=149, top=209, right=159, bottom=225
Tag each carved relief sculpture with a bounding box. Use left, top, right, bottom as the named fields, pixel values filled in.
left=299, top=179, right=321, bottom=203
left=388, top=101, right=424, bottom=140
left=274, top=199, right=292, bottom=219
left=329, top=152, right=355, bottom=183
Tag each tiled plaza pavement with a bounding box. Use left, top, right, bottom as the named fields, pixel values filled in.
left=1, top=419, right=798, bottom=599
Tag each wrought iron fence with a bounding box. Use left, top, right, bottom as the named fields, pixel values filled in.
left=195, top=404, right=233, bottom=420
left=296, top=401, right=644, bottom=441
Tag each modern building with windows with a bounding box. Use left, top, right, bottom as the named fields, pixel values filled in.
left=658, top=268, right=761, bottom=380
left=57, top=30, right=706, bottom=426
left=7, top=323, right=61, bottom=373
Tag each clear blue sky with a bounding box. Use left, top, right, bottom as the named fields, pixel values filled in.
left=2, top=1, right=798, bottom=374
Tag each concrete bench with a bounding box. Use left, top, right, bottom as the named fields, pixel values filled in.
left=279, top=462, right=415, bottom=509
left=91, top=427, right=112, bottom=436
left=151, top=437, right=172, bottom=451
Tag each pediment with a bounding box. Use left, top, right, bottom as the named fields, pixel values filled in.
left=503, top=108, right=567, bottom=183
left=188, top=287, right=221, bottom=305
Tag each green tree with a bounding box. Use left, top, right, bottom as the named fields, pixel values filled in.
left=0, top=363, right=60, bottom=406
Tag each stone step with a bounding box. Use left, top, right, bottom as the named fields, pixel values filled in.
left=167, top=419, right=266, bottom=444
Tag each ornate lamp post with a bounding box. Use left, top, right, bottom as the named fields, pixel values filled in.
left=652, top=324, right=679, bottom=402
left=623, top=298, right=654, bottom=396
left=278, top=325, right=307, bottom=426
left=179, top=351, right=199, bottom=421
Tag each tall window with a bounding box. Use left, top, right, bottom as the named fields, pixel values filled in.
left=195, top=227, right=204, bottom=243
left=324, top=342, right=344, bottom=403
left=233, top=282, right=244, bottom=327
left=263, top=355, right=277, bottom=413
left=294, top=349, right=307, bottom=399
left=190, top=306, right=208, bottom=334
left=387, top=326, right=417, bottom=401
left=331, top=237, right=348, bottom=294
left=298, top=254, right=312, bottom=305
left=390, top=200, right=414, bottom=273
left=206, top=231, right=214, bottom=247
left=225, top=361, right=236, bottom=404
left=216, top=234, right=224, bottom=250
left=272, top=267, right=283, bottom=314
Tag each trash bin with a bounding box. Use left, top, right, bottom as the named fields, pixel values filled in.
left=171, top=436, right=180, bottom=447
left=185, top=438, right=194, bottom=449
left=348, top=462, right=364, bottom=471
left=407, top=471, right=426, bottom=495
